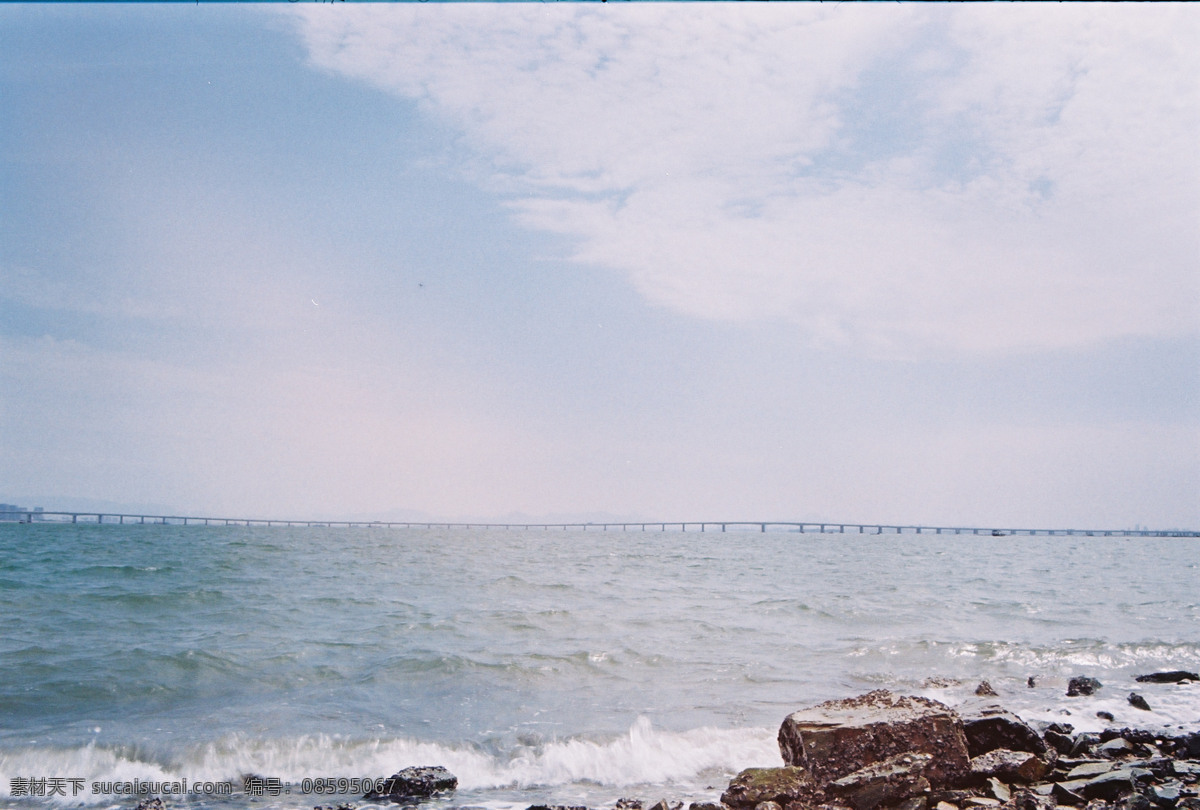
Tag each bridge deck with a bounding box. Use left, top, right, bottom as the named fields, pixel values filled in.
left=1, top=511, right=1195, bottom=537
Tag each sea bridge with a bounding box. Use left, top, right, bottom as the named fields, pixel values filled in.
left=1, top=510, right=1197, bottom=537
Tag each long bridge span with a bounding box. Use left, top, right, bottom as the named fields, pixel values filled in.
left=2, top=510, right=1196, bottom=537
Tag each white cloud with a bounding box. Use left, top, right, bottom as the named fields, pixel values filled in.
left=294, top=3, right=1199, bottom=355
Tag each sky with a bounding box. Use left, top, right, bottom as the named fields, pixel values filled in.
left=1, top=3, right=1197, bottom=529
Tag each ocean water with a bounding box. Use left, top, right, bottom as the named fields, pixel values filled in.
left=1, top=524, right=1198, bottom=810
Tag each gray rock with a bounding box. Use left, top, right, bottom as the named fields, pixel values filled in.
left=1068, top=762, right=1120, bottom=780
left=968, top=749, right=1049, bottom=784
left=986, top=778, right=1009, bottom=803
left=827, top=753, right=933, bottom=810
left=1134, top=672, right=1199, bottom=684
left=1127, top=694, right=1152, bottom=712
left=1006, top=789, right=1057, bottom=810
left=1165, top=732, right=1200, bottom=759
left=778, top=691, right=970, bottom=789
left=1147, top=780, right=1182, bottom=807
left=959, top=705, right=1046, bottom=758
left=721, top=767, right=812, bottom=809
left=1098, top=738, right=1133, bottom=757
left=1081, top=770, right=1135, bottom=802
left=1069, top=733, right=1102, bottom=757
left=975, top=682, right=998, bottom=698
left=1051, top=781, right=1087, bottom=806
left=1044, top=730, right=1074, bottom=756
left=365, top=766, right=457, bottom=801
left=1121, top=794, right=1153, bottom=810
left=1067, top=678, right=1102, bottom=697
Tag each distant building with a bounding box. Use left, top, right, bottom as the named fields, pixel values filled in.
left=0, top=504, right=43, bottom=521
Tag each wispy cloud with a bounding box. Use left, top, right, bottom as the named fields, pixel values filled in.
left=295, top=4, right=1198, bottom=355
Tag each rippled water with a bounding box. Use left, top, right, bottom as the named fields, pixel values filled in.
left=1, top=525, right=1197, bottom=809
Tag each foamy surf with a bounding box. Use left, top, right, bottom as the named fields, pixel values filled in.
left=0, top=719, right=780, bottom=805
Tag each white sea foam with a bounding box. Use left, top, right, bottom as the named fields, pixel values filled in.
left=0, top=719, right=780, bottom=804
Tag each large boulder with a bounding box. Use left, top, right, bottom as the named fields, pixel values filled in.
left=721, top=767, right=813, bottom=809
left=778, top=690, right=970, bottom=789
left=958, top=704, right=1047, bottom=758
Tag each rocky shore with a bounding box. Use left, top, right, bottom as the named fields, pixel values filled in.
left=130, top=675, right=1198, bottom=810
left=716, top=687, right=1199, bottom=810
left=505, top=679, right=1197, bottom=810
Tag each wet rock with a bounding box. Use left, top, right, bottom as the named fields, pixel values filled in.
left=968, top=750, right=1049, bottom=784
left=755, top=802, right=783, bottom=810
left=1134, top=672, right=1199, bottom=684
left=722, top=767, right=813, bottom=809
left=1128, top=694, right=1152, bottom=712
left=1068, top=678, right=1103, bottom=697
left=134, top=800, right=165, bottom=810
left=688, top=804, right=722, bottom=810
left=1164, top=732, right=1200, bottom=759
left=648, top=800, right=683, bottom=810
left=987, top=778, right=1011, bottom=803
left=313, top=805, right=356, bottom=810
left=1099, top=739, right=1134, bottom=757
left=923, top=678, right=963, bottom=689
left=1044, top=730, right=1075, bottom=756
left=1051, top=782, right=1087, bottom=806
left=1070, top=734, right=1103, bottom=757
left=1113, top=729, right=1156, bottom=747
left=365, top=766, right=457, bottom=801
left=1172, top=759, right=1200, bottom=776
left=1027, top=678, right=1037, bottom=689
left=1097, top=712, right=1115, bottom=722
left=1003, top=789, right=1056, bottom=810
left=929, top=790, right=979, bottom=808
left=976, top=682, right=998, bottom=698
left=1081, top=770, right=1137, bottom=802
left=617, top=801, right=644, bottom=810
left=1121, top=795, right=1153, bottom=810
left=1147, top=780, right=1182, bottom=807
left=778, top=691, right=970, bottom=789
left=826, top=753, right=933, bottom=810
left=1068, top=762, right=1120, bottom=780
left=960, top=705, right=1047, bottom=758
left=896, top=797, right=928, bottom=810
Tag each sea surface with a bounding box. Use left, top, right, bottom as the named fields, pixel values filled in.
left=1, top=524, right=1198, bottom=810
